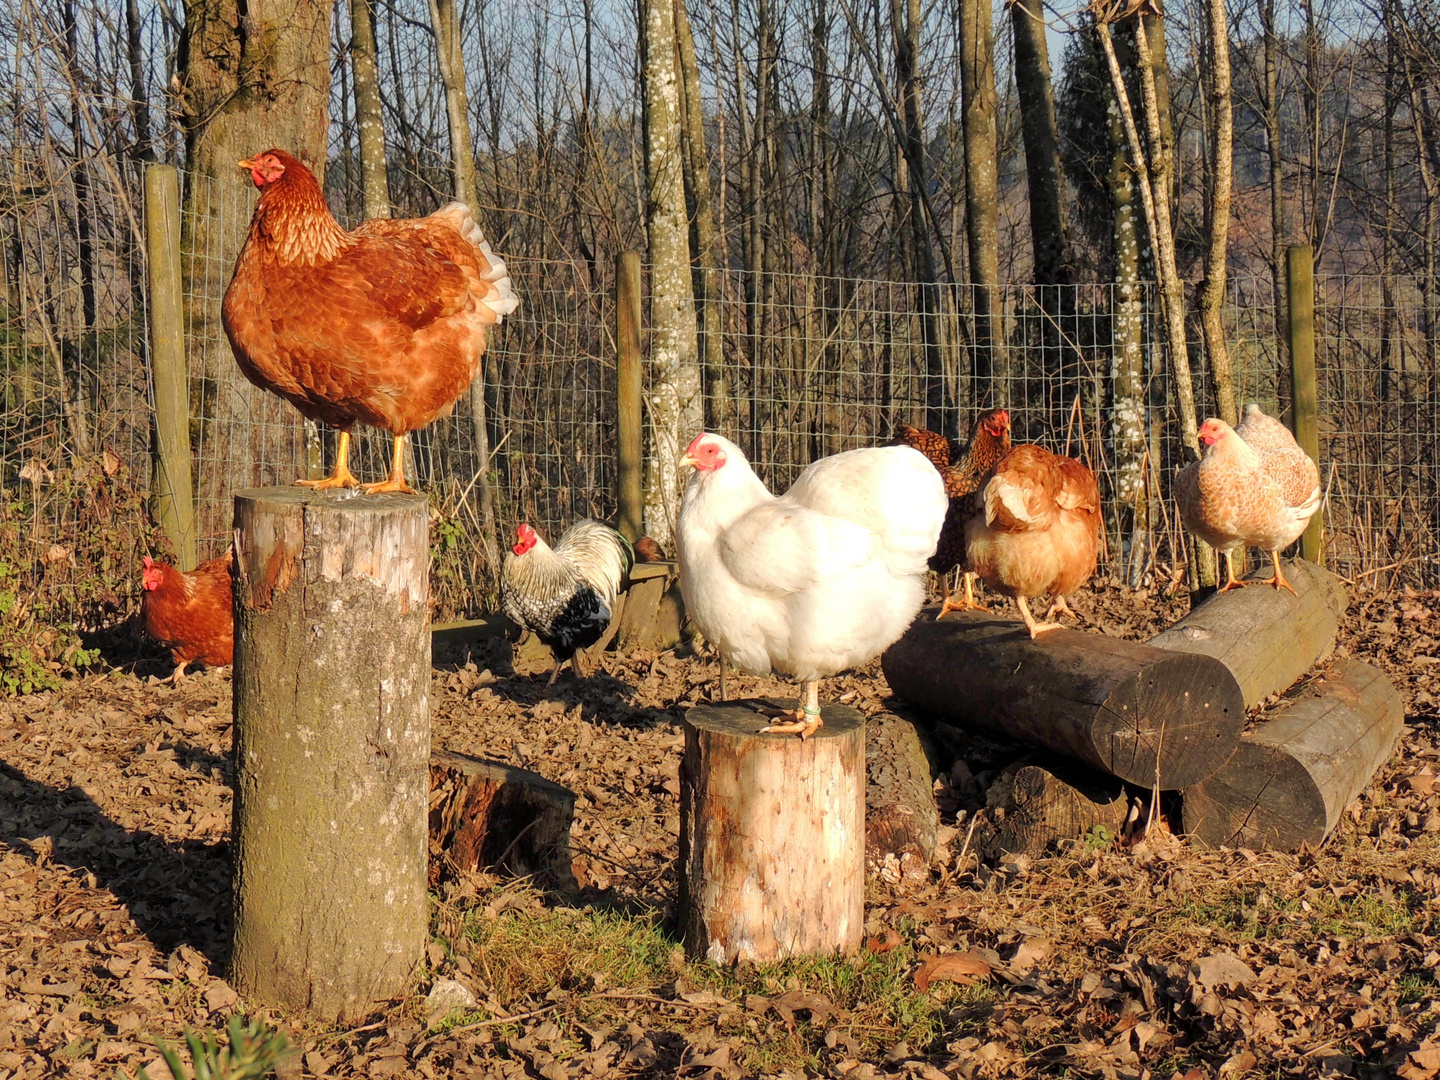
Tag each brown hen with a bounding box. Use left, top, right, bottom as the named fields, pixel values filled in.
left=222, top=149, right=518, bottom=493
left=141, top=554, right=234, bottom=683
left=895, top=409, right=1013, bottom=614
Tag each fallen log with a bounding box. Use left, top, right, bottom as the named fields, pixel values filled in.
left=428, top=751, right=577, bottom=889
left=984, top=757, right=1130, bottom=859
left=1182, top=659, right=1404, bottom=851
left=1148, top=558, right=1347, bottom=708
left=680, top=700, right=865, bottom=962
left=881, top=610, right=1245, bottom=788
left=865, top=712, right=939, bottom=887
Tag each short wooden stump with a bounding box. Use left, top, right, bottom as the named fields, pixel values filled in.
left=679, top=700, right=865, bottom=964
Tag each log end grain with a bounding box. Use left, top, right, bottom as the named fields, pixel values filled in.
left=984, top=757, right=1129, bottom=859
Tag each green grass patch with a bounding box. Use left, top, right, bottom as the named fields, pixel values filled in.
left=1176, top=887, right=1417, bottom=942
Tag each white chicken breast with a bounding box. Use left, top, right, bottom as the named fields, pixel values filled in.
left=677, top=432, right=947, bottom=737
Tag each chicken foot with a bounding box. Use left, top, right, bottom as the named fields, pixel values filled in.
left=1263, top=549, right=1299, bottom=595
left=936, top=571, right=981, bottom=619
left=758, top=679, right=823, bottom=739
left=1216, top=550, right=1249, bottom=593
left=1044, top=594, right=1078, bottom=621
left=1015, top=595, right=1064, bottom=639
left=161, top=661, right=188, bottom=685
left=362, top=435, right=418, bottom=495
left=296, top=430, right=361, bottom=490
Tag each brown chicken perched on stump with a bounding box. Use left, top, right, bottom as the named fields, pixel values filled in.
left=222, top=149, right=518, bottom=494
left=894, top=409, right=1012, bottom=616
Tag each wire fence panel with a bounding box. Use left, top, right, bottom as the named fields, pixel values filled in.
left=4, top=162, right=1440, bottom=630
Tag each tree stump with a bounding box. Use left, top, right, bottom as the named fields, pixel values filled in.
left=429, top=750, right=577, bottom=890
left=865, top=712, right=939, bottom=887
left=1182, top=659, right=1404, bottom=851
left=680, top=700, right=865, bottom=963
left=230, top=488, right=430, bottom=1020
left=983, top=757, right=1129, bottom=859
left=1148, top=559, right=1347, bottom=707
left=882, top=610, right=1245, bottom=788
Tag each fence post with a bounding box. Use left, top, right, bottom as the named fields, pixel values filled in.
left=145, top=164, right=197, bottom=571
left=1287, top=245, right=1322, bottom=562
left=616, top=251, right=644, bottom=543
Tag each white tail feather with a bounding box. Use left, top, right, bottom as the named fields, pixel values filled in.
left=433, top=201, right=520, bottom=321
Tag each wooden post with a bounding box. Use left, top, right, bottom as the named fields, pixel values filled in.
left=680, top=701, right=865, bottom=963
left=1148, top=558, right=1347, bottom=708
left=616, top=251, right=644, bottom=543
left=144, top=164, right=196, bottom=570
left=1182, top=659, right=1403, bottom=851
left=230, top=488, right=430, bottom=1020
left=882, top=610, right=1245, bottom=789
left=1287, top=244, right=1322, bottom=561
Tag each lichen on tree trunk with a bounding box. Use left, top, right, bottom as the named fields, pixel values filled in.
left=230, top=488, right=430, bottom=1020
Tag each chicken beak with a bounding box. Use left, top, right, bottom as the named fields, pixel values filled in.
left=678, top=453, right=699, bottom=469
left=237, top=158, right=257, bottom=171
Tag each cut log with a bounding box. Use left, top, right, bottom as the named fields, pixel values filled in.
left=865, top=712, right=939, bottom=887
left=680, top=700, right=865, bottom=963
left=882, top=610, right=1245, bottom=788
left=231, top=488, right=430, bottom=1020
left=1182, top=659, right=1404, bottom=851
left=983, top=757, right=1129, bottom=859
left=1148, top=558, right=1347, bottom=707
left=429, top=750, right=577, bottom=890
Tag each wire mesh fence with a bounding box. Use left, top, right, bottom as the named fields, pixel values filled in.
left=2, top=161, right=1439, bottom=631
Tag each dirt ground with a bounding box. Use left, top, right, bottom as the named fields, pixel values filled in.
left=2, top=577, right=1439, bottom=1080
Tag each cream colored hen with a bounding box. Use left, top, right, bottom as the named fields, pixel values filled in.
left=1175, top=404, right=1321, bottom=593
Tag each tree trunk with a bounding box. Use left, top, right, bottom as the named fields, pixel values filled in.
left=350, top=0, right=391, bottom=219
left=428, top=0, right=500, bottom=574
left=179, top=0, right=334, bottom=541
left=642, top=0, right=703, bottom=549
left=1009, top=0, right=1069, bottom=287
left=675, top=0, right=726, bottom=430
left=1261, top=0, right=1288, bottom=377
left=680, top=702, right=865, bottom=962
left=1197, top=0, right=1237, bottom=427
left=959, top=0, right=1002, bottom=399
left=231, top=489, right=430, bottom=1020
left=125, top=0, right=154, bottom=161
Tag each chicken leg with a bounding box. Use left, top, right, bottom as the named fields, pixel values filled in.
left=936, top=571, right=980, bottom=619
left=363, top=434, right=418, bottom=495
left=1263, top=549, right=1299, bottom=595
left=758, top=679, right=823, bottom=739
left=296, top=430, right=360, bottom=490
left=1216, top=550, right=1249, bottom=593
left=161, top=661, right=188, bottom=685
left=1015, top=595, right=1064, bottom=639
left=1044, top=594, right=1078, bottom=621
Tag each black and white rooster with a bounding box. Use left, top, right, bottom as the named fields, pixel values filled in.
left=500, top=520, right=632, bottom=687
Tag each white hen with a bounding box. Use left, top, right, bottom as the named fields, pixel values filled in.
left=677, top=432, right=948, bottom=738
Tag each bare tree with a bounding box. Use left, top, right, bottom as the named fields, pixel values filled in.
left=959, top=0, right=1002, bottom=397
left=642, top=0, right=703, bottom=547
left=1197, top=0, right=1237, bottom=426
left=350, top=0, right=391, bottom=219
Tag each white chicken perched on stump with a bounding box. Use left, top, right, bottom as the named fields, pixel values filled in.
left=500, top=520, right=631, bottom=687
left=677, top=433, right=948, bottom=739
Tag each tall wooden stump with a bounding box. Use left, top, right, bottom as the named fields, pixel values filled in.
left=231, top=489, right=430, bottom=1020
left=680, top=701, right=865, bottom=964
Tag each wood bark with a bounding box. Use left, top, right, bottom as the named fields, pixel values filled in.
left=179, top=0, right=334, bottom=538
left=642, top=0, right=703, bottom=549
left=231, top=488, right=430, bottom=1020
left=984, top=757, right=1128, bottom=859
left=1261, top=0, right=1288, bottom=373
left=881, top=609, right=1245, bottom=788
left=350, top=0, right=391, bottom=219
left=680, top=701, right=865, bottom=962
left=865, top=711, right=938, bottom=888
left=1182, top=660, right=1404, bottom=851
left=125, top=0, right=154, bottom=161
left=429, top=751, right=577, bottom=889
left=959, top=0, right=1003, bottom=396
left=1009, top=0, right=1070, bottom=287
left=1147, top=559, right=1347, bottom=708
left=428, top=0, right=498, bottom=571
left=1197, top=0, right=1237, bottom=427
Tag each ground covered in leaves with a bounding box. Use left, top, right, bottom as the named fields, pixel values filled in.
left=1, top=578, right=1439, bottom=1079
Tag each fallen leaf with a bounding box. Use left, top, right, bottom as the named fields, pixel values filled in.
left=102, top=448, right=122, bottom=476
left=770, top=989, right=835, bottom=1028
left=914, top=949, right=992, bottom=991
left=1009, top=937, right=1050, bottom=974
left=865, top=928, right=904, bottom=953
left=1191, top=951, right=1256, bottom=990
left=203, top=982, right=238, bottom=1013
left=1220, top=1049, right=1258, bottom=1075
